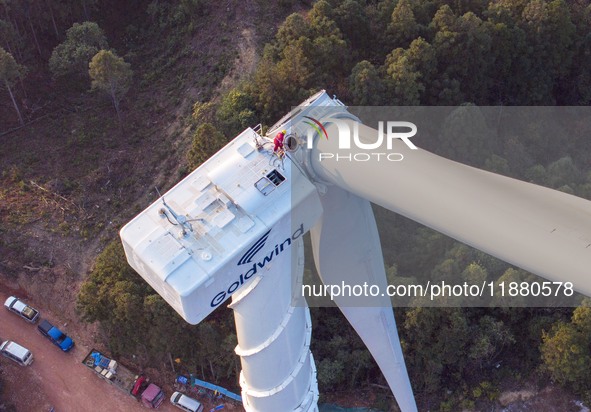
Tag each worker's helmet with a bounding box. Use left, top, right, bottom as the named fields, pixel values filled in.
left=282, top=129, right=287, bottom=134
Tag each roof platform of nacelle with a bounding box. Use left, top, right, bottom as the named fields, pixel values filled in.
left=120, top=126, right=322, bottom=324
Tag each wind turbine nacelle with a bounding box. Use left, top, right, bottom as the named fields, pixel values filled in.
left=120, top=127, right=322, bottom=324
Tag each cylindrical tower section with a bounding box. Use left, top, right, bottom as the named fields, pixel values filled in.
left=230, top=237, right=318, bottom=412
left=230, top=250, right=297, bottom=350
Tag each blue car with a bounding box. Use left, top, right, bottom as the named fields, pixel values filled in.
left=37, top=319, right=74, bottom=352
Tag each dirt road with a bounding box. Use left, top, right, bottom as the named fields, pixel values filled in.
left=0, top=291, right=178, bottom=412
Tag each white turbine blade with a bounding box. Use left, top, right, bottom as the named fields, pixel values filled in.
left=310, top=185, right=417, bottom=412
left=311, top=120, right=591, bottom=297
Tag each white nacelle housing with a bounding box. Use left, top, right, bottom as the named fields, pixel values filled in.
left=120, top=127, right=323, bottom=324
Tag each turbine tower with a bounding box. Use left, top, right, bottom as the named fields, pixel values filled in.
left=120, top=91, right=591, bottom=412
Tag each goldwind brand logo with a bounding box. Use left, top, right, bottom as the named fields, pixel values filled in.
left=210, top=224, right=305, bottom=307
left=237, top=229, right=271, bottom=265
left=304, top=115, right=418, bottom=162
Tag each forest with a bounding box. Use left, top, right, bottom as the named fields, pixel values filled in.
left=1, top=0, right=591, bottom=411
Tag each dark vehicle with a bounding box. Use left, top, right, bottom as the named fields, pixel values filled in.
left=37, top=319, right=74, bottom=352
left=82, top=349, right=165, bottom=408
left=4, top=296, right=40, bottom=323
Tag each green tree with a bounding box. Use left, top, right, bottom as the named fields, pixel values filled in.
left=468, top=315, right=514, bottom=369
left=439, top=105, right=496, bottom=165
left=142, top=294, right=186, bottom=355
left=253, top=40, right=313, bottom=122
left=462, top=262, right=488, bottom=284
left=307, top=0, right=334, bottom=24
left=0, top=47, right=26, bottom=125
left=49, top=21, right=108, bottom=79
left=519, top=0, right=576, bottom=104
left=541, top=303, right=591, bottom=395
left=546, top=156, right=580, bottom=189
left=525, top=164, right=547, bottom=185
left=484, top=154, right=510, bottom=175
left=386, top=47, right=422, bottom=105
left=491, top=268, right=541, bottom=307
left=216, top=88, right=256, bottom=137
left=317, top=358, right=345, bottom=388
left=307, top=9, right=350, bottom=85
left=385, top=37, right=436, bottom=105
left=77, top=241, right=148, bottom=324
left=403, top=307, right=471, bottom=394
left=0, top=19, right=22, bottom=59
left=502, top=136, right=535, bottom=175
left=348, top=60, right=386, bottom=105
left=333, top=0, right=371, bottom=52
left=89, top=50, right=133, bottom=121
left=188, top=123, right=227, bottom=169
left=77, top=240, right=238, bottom=375
left=430, top=8, right=494, bottom=104
left=572, top=302, right=591, bottom=332
left=310, top=307, right=378, bottom=391
left=484, top=16, right=529, bottom=103
left=558, top=5, right=591, bottom=104
left=275, top=13, right=312, bottom=53
left=77, top=241, right=151, bottom=354
left=386, top=0, right=420, bottom=48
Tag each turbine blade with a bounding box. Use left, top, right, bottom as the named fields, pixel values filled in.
left=310, top=185, right=418, bottom=412
left=312, top=120, right=591, bottom=297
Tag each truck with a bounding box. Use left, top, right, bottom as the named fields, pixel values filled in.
left=38, top=319, right=74, bottom=352
left=82, top=349, right=165, bottom=408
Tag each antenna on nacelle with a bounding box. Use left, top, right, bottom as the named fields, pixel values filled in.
left=155, top=186, right=193, bottom=236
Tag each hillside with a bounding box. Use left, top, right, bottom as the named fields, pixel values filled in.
left=0, top=0, right=290, bottom=320
left=0, top=0, right=292, bottom=407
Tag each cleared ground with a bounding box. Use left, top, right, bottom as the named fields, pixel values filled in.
left=0, top=291, right=180, bottom=412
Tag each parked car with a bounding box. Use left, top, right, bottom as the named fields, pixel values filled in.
left=170, top=392, right=203, bottom=412
left=37, top=319, right=74, bottom=352
left=4, top=296, right=40, bottom=323
left=0, top=340, right=34, bottom=366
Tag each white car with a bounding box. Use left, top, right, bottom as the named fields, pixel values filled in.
left=170, top=392, right=203, bottom=412
left=0, top=340, right=34, bottom=366
left=4, top=296, right=40, bottom=323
